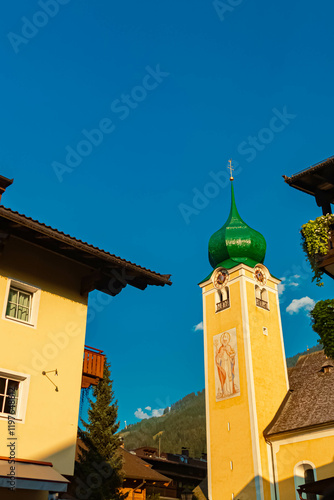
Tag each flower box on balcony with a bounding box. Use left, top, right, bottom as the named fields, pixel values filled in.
left=301, top=214, right=334, bottom=285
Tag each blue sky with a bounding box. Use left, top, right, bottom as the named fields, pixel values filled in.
left=1, top=0, right=334, bottom=426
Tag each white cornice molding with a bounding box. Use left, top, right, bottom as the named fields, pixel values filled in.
left=269, top=424, right=334, bottom=444
left=199, top=263, right=281, bottom=290
left=202, top=291, right=212, bottom=500
left=202, top=275, right=279, bottom=298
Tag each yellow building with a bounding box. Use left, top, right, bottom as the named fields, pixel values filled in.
left=200, top=176, right=334, bottom=499
left=265, top=350, right=334, bottom=500
left=0, top=175, right=171, bottom=499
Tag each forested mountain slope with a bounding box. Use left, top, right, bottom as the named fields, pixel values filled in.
left=121, top=390, right=206, bottom=457
left=121, top=345, right=323, bottom=456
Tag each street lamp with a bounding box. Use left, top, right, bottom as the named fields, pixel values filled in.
left=181, top=489, right=193, bottom=500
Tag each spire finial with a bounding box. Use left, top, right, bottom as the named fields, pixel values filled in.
left=228, top=159, right=234, bottom=181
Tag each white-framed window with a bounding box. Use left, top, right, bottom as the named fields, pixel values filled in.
left=294, top=461, right=318, bottom=500
left=255, top=285, right=269, bottom=310
left=0, top=376, right=19, bottom=415
left=216, top=286, right=230, bottom=312
left=6, top=287, right=32, bottom=322
left=2, top=279, right=41, bottom=328
left=0, top=368, right=30, bottom=422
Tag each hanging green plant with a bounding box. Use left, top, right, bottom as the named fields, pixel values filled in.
left=301, top=213, right=334, bottom=286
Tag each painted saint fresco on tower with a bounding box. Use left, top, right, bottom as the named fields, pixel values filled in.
left=214, top=328, right=240, bottom=401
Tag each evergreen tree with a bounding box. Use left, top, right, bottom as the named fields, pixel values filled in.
left=310, top=299, right=334, bottom=359
left=75, top=359, right=127, bottom=500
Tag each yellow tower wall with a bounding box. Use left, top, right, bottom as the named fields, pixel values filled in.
left=245, top=273, right=289, bottom=499
left=201, top=264, right=288, bottom=500
left=203, top=276, right=255, bottom=499
left=0, top=237, right=89, bottom=476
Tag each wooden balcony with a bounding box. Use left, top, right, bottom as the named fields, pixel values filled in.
left=146, top=485, right=178, bottom=499
left=81, top=345, right=105, bottom=389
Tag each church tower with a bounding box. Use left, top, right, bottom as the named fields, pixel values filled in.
left=199, top=176, right=289, bottom=500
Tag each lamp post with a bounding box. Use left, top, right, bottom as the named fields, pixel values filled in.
left=153, top=430, right=164, bottom=457
left=181, top=488, right=193, bottom=500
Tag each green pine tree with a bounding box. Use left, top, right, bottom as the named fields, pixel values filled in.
left=310, top=299, right=334, bottom=359
left=75, top=359, right=127, bottom=500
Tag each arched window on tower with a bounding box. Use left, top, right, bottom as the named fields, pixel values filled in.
left=255, top=286, right=269, bottom=310
left=216, top=287, right=230, bottom=312
left=294, top=462, right=317, bottom=500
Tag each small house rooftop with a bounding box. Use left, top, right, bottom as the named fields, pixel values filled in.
left=265, top=350, right=334, bottom=437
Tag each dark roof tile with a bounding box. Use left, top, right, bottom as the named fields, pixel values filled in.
left=266, top=350, right=334, bottom=436
left=0, top=205, right=171, bottom=286
left=120, top=449, right=171, bottom=482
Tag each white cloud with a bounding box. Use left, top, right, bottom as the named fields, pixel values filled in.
left=278, top=275, right=301, bottom=295
left=135, top=407, right=165, bottom=420
left=134, top=408, right=150, bottom=419
left=194, top=321, right=203, bottom=331
left=152, top=408, right=164, bottom=417
left=286, top=297, right=315, bottom=315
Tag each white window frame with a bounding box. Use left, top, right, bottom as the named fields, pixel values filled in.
left=2, top=278, right=41, bottom=328
left=294, top=461, right=318, bottom=500
left=0, top=368, right=30, bottom=423
left=255, top=285, right=270, bottom=310
left=215, top=286, right=231, bottom=313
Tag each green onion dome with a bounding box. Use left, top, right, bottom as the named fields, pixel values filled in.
left=208, top=181, right=266, bottom=269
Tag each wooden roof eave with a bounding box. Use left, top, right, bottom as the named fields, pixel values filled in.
left=283, top=155, right=334, bottom=184
left=283, top=156, right=334, bottom=203
left=0, top=207, right=172, bottom=297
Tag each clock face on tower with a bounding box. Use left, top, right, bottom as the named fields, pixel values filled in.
left=253, top=264, right=268, bottom=285
left=212, top=268, right=229, bottom=289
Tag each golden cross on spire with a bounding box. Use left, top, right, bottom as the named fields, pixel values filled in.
left=228, top=159, right=234, bottom=181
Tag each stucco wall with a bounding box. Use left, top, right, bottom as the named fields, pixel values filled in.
left=0, top=236, right=89, bottom=476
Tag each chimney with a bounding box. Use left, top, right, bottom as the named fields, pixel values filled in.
left=0, top=175, right=14, bottom=203
left=181, top=447, right=189, bottom=457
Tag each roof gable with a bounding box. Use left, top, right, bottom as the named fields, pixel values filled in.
left=266, top=350, right=334, bottom=436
